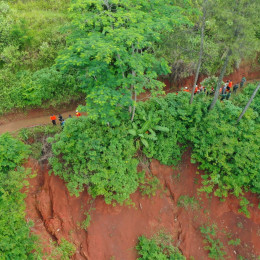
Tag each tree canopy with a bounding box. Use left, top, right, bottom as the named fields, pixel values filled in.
left=56, top=0, right=195, bottom=125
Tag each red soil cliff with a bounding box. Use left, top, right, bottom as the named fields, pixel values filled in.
left=24, top=150, right=260, bottom=260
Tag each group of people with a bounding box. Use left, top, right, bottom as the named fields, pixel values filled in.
left=50, top=110, right=82, bottom=127
left=180, top=77, right=246, bottom=101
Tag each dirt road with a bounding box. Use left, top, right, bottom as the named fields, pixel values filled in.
left=0, top=110, right=76, bottom=135
left=0, top=78, right=259, bottom=135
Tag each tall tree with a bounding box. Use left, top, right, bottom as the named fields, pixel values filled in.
left=237, top=83, right=260, bottom=123
left=208, top=0, right=260, bottom=111
left=56, top=0, right=192, bottom=125
left=190, top=0, right=208, bottom=104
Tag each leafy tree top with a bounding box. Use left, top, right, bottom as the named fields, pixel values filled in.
left=56, top=0, right=194, bottom=125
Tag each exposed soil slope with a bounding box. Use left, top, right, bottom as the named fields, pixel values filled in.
left=24, top=150, right=260, bottom=260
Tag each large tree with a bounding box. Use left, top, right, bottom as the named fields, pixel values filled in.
left=56, top=0, right=193, bottom=125
left=208, top=0, right=260, bottom=110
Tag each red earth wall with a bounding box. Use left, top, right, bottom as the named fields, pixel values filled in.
left=24, top=150, right=260, bottom=260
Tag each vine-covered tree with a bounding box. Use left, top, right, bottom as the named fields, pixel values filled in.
left=56, top=0, right=193, bottom=125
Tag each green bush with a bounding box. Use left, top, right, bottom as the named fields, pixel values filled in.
left=48, top=117, right=142, bottom=204
left=177, top=195, right=200, bottom=210
left=136, top=232, right=185, bottom=260
left=188, top=99, right=260, bottom=197
left=200, top=224, right=226, bottom=260
left=0, top=133, right=39, bottom=259
left=133, top=92, right=192, bottom=166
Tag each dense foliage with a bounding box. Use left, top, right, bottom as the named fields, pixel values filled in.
left=0, top=0, right=82, bottom=114
left=49, top=84, right=259, bottom=205
left=0, top=133, right=37, bottom=258
left=136, top=233, right=185, bottom=260
left=56, top=0, right=194, bottom=125
left=48, top=117, right=141, bottom=204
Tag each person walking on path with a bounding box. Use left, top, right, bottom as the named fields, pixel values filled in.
left=58, top=114, right=63, bottom=124
left=50, top=115, right=57, bottom=125
left=61, top=119, right=65, bottom=129
left=76, top=110, right=81, bottom=117
left=233, top=83, right=239, bottom=93
left=240, top=77, right=246, bottom=88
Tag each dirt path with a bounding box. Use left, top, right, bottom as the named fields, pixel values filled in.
left=0, top=78, right=259, bottom=135
left=0, top=110, right=76, bottom=135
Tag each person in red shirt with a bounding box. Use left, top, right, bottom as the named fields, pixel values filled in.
left=50, top=115, right=57, bottom=125
left=194, top=85, right=199, bottom=94
left=228, top=80, right=232, bottom=88
left=76, top=110, right=81, bottom=117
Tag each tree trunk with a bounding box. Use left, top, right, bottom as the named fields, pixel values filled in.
left=190, top=0, right=207, bottom=104
left=237, top=83, right=260, bottom=123
left=130, top=70, right=136, bottom=121
left=208, top=49, right=232, bottom=111
left=131, top=90, right=137, bottom=121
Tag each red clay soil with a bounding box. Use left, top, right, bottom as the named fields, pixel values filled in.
left=24, top=150, right=260, bottom=260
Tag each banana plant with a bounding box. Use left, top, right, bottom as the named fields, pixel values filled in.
left=128, top=113, right=169, bottom=148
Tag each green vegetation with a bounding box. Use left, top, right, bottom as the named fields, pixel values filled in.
left=0, top=0, right=81, bottom=114
left=228, top=238, right=241, bottom=246
left=56, top=0, right=194, bottom=125
left=0, top=0, right=259, bottom=257
left=139, top=175, right=160, bottom=198
left=0, top=133, right=39, bottom=258
left=48, top=238, right=76, bottom=260
left=136, top=232, right=185, bottom=260
left=177, top=195, right=200, bottom=210
left=48, top=117, right=142, bottom=204
left=200, top=224, right=226, bottom=260
left=49, top=84, right=259, bottom=206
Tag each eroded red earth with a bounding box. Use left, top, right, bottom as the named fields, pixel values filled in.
left=24, top=150, right=260, bottom=260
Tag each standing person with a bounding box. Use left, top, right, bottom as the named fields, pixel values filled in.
left=222, top=84, right=227, bottom=94
left=226, top=92, right=231, bottom=100
left=240, top=77, right=246, bottom=88
left=76, top=110, right=81, bottom=117
left=50, top=115, right=57, bottom=125
left=233, top=83, right=239, bottom=93
left=183, top=87, right=189, bottom=92
left=68, top=114, right=72, bottom=118
left=58, top=114, right=63, bottom=125
left=228, top=80, right=232, bottom=88
left=194, top=85, right=199, bottom=94
left=61, top=119, right=65, bottom=129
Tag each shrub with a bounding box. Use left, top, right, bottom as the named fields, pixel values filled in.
left=136, top=232, right=185, bottom=260
left=0, top=133, right=39, bottom=258
left=188, top=99, right=260, bottom=197
left=48, top=117, right=142, bottom=204
left=200, top=224, right=226, bottom=260
left=177, top=195, right=200, bottom=210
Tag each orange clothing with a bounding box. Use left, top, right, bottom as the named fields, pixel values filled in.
left=195, top=87, right=198, bottom=93
left=228, top=81, right=232, bottom=87
left=50, top=115, right=56, bottom=121
left=183, top=89, right=189, bottom=92
left=76, top=112, right=81, bottom=117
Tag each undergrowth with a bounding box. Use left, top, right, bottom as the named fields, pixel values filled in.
left=0, top=133, right=41, bottom=258
left=136, top=232, right=185, bottom=259
left=48, top=84, right=260, bottom=209
left=200, top=224, right=226, bottom=260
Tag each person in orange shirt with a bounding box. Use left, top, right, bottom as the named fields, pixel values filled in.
left=183, top=87, right=189, bottom=92
left=228, top=80, right=232, bottom=88
left=50, top=115, right=57, bottom=125
left=76, top=110, right=81, bottom=117
left=194, top=85, right=199, bottom=94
